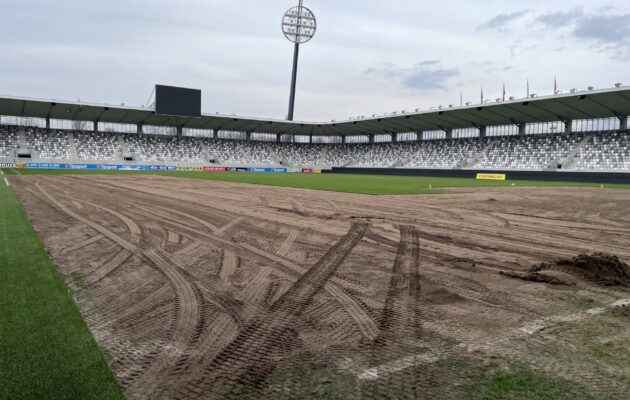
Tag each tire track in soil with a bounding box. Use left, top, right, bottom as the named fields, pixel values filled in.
left=83, top=249, right=132, bottom=286
left=364, top=225, right=423, bottom=400
left=214, top=217, right=244, bottom=236
left=179, top=222, right=368, bottom=399
left=219, top=249, right=238, bottom=281
left=34, top=183, right=204, bottom=399
left=277, top=229, right=298, bottom=256
left=167, top=230, right=180, bottom=244
left=124, top=203, right=377, bottom=333
left=61, top=233, right=104, bottom=255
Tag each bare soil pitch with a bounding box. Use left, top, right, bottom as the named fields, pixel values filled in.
left=9, top=175, right=630, bottom=399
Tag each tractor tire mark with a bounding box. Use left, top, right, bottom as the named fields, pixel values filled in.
left=167, top=230, right=180, bottom=244
left=35, top=184, right=203, bottom=399
left=214, top=217, right=243, bottom=236
left=277, top=229, right=298, bottom=256
left=181, top=222, right=368, bottom=399
left=61, top=234, right=104, bottom=255
left=219, top=249, right=238, bottom=281
left=376, top=225, right=422, bottom=341
left=84, top=249, right=132, bottom=286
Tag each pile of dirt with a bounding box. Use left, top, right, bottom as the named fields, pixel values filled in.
left=499, top=270, right=573, bottom=286
left=534, top=253, right=630, bottom=286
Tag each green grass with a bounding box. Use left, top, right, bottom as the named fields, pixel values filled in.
left=0, top=177, right=124, bottom=399
left=463, top=365, right=605, bottom=400
left=2, top=168, right=630, bottom=195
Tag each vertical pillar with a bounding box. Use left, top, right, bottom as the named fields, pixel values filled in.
left=416, top=131, right=423, bottom=141
left=518, top=123, right=526, bottom=136
left=46, top=117, right=51, bottom=130
left=137, top=123, right=143, bottom=135
left=479, top=126, right=487, bottom=138
left=392, top=133, right=399, bottom=142
left=368, top=134, right=375, bottom=144
left=246, top=131, right=252, bottom=141
left=93, top=121, right=98, bottom=133
left=619, top=117, right=627, bottom=131
left=213, top=129, right=218, bottom=139
left=341, top=136, right=346, bottom=144
left=309, top=134, right=313, bottom=144
left=445, top=129, right=453, bottom=140
left=177, top=126, right=183, bottom=137
left=276, top=134, right=282, bottom=143
left=564, top=119, right=573, bottom=135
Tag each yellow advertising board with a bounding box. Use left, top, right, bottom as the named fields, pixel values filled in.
left=476, top=173, right=506, bottom=181
left=314, top=168, right=322, bottom=174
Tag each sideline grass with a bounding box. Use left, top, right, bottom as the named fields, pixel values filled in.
left=2, top=168, right=629, bottom=195
left=0, top=177, right=123, bottom=399
left=463, top=365, right=606, bottom=400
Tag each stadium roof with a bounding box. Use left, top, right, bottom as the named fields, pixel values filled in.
left=1, top=86, right=629, bottom=137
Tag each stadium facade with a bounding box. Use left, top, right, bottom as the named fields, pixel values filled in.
left=0, top=86, right=629, bottom=175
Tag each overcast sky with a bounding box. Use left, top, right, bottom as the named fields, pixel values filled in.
left=1, top=0, right=629, bottom=121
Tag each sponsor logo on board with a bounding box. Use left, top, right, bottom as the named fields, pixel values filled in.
left=476, top=173, right=506, bottom=181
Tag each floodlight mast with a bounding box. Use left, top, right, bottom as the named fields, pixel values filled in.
left=282, top=0, right=316, bottom=121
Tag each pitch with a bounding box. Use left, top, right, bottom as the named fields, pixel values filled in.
left=9, top=174, right=630, bottom=399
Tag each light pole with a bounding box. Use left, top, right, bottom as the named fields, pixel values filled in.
left=282, top=1, right=317, bottom=121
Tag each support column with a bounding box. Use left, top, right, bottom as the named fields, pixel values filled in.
left=276, top=134, right=282, bottom=143
left=212, top=129, right=218, bottom=139
left=479, top=126, right=487, bottom=138
left=518, top=123, right=526, bottom=136
left=368, top=134, right=375, bottom=144
left=416, top=131, right=423, bottom=141
left=137, top=123, right=143, bottom=135
left=246, top=131, right=252, bottom=141
left=619, top=117, right=627, bottom=131
left=93, top=121, right=98, bottom=133
left=341, top=136, right=346, bottom=144
left=392, top=133, right=399, bottom=142
left=564, top=119, right=573, bottom=135
left=309, top=134, right=313, bottom=144
left=176, top=126, right=183, bottom=137
left=445, top=129, right=453, bottom=140
left=46, top=117, right=50, bottom=130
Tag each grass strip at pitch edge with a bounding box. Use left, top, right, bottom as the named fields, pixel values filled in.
left=2, top=168, right=629, bottom=195
left=0, top=177, right=124, bottom=400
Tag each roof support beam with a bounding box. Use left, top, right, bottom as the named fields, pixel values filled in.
left=564, top=119, right=573, bottom=135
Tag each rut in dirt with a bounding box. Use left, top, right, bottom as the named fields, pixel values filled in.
left=177, top=222, right=368, bottom=399
left=359, top=225, right=424, bottom=400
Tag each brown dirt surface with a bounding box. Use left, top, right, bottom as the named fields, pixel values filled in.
left=8, top=175, right=630, bottom=399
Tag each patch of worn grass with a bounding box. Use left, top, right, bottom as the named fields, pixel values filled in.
left=462, top=364, right=606, bottom=400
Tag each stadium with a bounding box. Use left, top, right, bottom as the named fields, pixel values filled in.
left=2, top=2, right=630, bottom=400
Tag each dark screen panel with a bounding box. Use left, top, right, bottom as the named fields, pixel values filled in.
left=155, top=85, right=201, bottom=118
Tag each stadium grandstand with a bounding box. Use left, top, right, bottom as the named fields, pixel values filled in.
left=1, top=86, right=629, bottom=172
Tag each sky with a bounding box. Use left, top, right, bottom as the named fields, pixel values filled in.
left=1, top=0, right=629, bottom=121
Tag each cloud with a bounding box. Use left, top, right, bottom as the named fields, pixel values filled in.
left=416, top=59, right=441, bottom=66
left=478, top=10, right=530, bottom=31
left=403, top=69, right=459, bottom=90
left=573, top=14, right=630, bottom=44
left=536, top=9, right=583, bottom=27
left=364, top=61, right=458, bottom=90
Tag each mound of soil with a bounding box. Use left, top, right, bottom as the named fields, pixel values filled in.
left=534, top=253, right=630, bottom=286
left=499, top=270, right=574, bottom=286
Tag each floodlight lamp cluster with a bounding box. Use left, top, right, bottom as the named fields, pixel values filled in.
left=282, top=6, right=317, bottom=44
